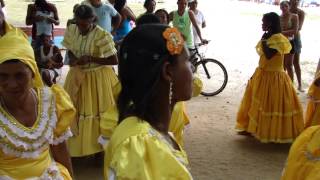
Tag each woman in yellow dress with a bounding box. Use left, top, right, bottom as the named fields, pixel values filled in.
left=104, top=24, right=194, bottom=179
left=305, top=72, right=320, bottom=128
left=236, top=12, right=304, bottom=143
left=281, top=125, right=320, bottom=179
left=0, top=9, right=75, bottom=179
left=62, top=4, right=118, bottom=157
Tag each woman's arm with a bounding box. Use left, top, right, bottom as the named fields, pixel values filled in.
left=282, top=14, right=299, bottom=37
left=26, top=4, right=37, bottom=25
left=112, top=12, right=122, bottom=32
left=298, top=9, right=305, bottom=31
left=123, top=6, right=136, bottom=22
left=67, top=51, right=78, bottom=66
left=47, top=4, right=60, bottom=25
left=50, top=141, right=74, bottom=178
left=261, top=40, right=277, bottom=60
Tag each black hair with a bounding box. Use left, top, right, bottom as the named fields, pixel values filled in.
left=144, top=0, right=155, bottom=9
left=114, top=0, right=126, bottom=13
left=74, top=4, right=96, bottom=20
left=155, top=9, right=169, bottom=24
left=117, top=24, right=178, bottom=124
left=263, top=12, right=281, bottom=34
left=280, top=0, right=290, bottom=6
left=35, top=0, right=54, bottom=12
left=136, top=13, right=160, bottom=26
left=73, top=3, right=80, bottom=13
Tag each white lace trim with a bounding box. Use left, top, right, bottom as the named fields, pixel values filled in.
left=0, top=99, right=56, bottom=150
left=0, top=161, right=64, bottom=180
left=51, top=128, right=73, bottom=145
left=0, top=93, right=57, bottom=150
left=97, top=135, right=110, bottom=149
left=0, top=87, right=52, bottom=139
left=0, top=87, right=67, bottom=158
left=0, top=142, right=48, bottom=159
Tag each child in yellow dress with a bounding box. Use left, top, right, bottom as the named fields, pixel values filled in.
left=236, top=12, right=304, bottom=143
left=104, top=24, right=193, bottom=179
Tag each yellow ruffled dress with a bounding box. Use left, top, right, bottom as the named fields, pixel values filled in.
left=62, top=24, right=119, bottom=157
left=305, top=72, right=320, bottom=128
left=0, top=86, right=76, bottom=179
left=236, top=33, right=304, bottom=143
left=0, top=24, right=75, bottom=179
left=104, top=116, right=193, bottom=180
left=282, top=125, right=320, bottom=180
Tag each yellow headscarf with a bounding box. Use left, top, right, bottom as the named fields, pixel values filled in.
left=0, top=22, right=43, bottom=88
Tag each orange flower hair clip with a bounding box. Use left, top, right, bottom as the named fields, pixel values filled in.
left=163, top=27, right=184, bottom=55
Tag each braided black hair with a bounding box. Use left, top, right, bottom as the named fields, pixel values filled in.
left=117, top=24, right=178, bottom=124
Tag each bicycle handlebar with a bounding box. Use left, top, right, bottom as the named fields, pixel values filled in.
left=194, top=40, right=211, bottom=48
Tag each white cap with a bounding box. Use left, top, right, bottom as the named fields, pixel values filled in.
left=188, top=0, right=195, bottom=3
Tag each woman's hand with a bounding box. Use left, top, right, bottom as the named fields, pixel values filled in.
left=46, top=17, right=57, bottom=24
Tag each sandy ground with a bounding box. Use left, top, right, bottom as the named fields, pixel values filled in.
left=183, top=2, right=318, bottom=180
left=53, top=1, right=320, bottom=180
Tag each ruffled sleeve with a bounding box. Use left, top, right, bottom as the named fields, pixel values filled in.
left=105, top=118, right=192, bottom=180
left=106, top=135, right=192, bottom=180
left=94, top=28, right=117, bottom=58
left=256, top=33, right=292, bottom=56
left=62, top=24, right=77, bottom=51
left=51, top=84, right=76, bottom=145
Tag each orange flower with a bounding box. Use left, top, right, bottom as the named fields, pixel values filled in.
left=163, top=27, right=184, bottom=55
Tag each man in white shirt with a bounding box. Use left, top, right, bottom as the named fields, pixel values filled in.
left=188, top=0, right=206, bottom=45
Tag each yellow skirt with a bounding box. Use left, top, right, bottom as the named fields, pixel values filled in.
left=0, top=149, right=72, bottom=180
left=282, top=126, right=320, bottom=180
left=236, top=68, right=304, bottom=143
left=305, top=84, right=320, bottom=128
left=64, top=66, right=118, bottom=157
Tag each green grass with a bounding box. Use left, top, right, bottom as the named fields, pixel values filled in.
left=5, top=0, right=176, bottom=27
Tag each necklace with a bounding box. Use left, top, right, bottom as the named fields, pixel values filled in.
left=0, top=89, right=38, bottom=124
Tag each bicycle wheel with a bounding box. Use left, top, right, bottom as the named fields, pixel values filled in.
left=194, top=58, right=228, bottom=96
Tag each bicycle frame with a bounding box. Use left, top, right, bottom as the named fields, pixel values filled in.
left=189, top=45, right=211, bottom=79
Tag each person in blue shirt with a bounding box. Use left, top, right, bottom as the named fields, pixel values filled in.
left=82, top=0, right=121, bottom=34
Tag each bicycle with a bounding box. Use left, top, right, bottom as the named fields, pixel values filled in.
left=189, top=42, right=228, bottom=96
